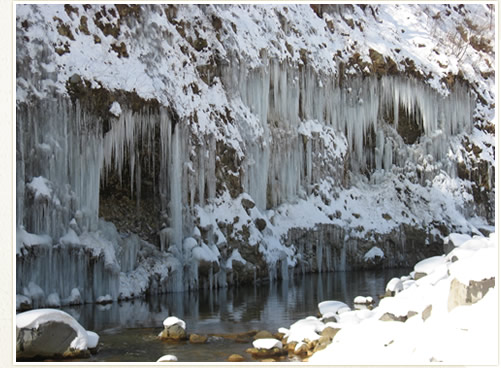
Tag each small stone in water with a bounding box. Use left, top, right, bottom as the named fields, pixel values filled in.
left=228, top=353, right=245, bottom=362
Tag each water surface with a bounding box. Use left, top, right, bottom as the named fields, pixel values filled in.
left=64, top=269, right=410, bottom=362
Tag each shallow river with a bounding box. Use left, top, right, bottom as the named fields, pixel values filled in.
left=64, top=269, right=410, bottom=362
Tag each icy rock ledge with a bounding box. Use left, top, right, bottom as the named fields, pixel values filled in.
left=16, top=309, right=99, bottom=359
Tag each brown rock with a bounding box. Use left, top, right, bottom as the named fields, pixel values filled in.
left=285, top=342, right=297, bottom=352
left=321, top=327, right=339, bottom=339
left=379, top=312, right=407, bottom=322
left=254, top=330, right=273, bottom=340
left=189, top=334, right=208, bottom=344
left=227, top=354, right=245, bottom=362
left=422, top=305, right=432, bottom=321
left=294, top=342, right=308, bottom=355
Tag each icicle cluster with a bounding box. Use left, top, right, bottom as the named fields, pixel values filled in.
left=16, top=49, right=475, bottom=303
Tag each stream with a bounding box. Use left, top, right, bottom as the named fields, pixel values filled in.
left=62, top=268, right=410, bottom=362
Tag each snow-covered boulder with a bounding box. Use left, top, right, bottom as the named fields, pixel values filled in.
left=385, top=277, right=404, bottom=296
left=318, top=301, right=349, bottom=316
left=247, top=338, right=286, bottom=359
left=354, top=296, right=374, bottom=305
left=16, top=309, right=99, bottom=359
left=413, top=255, right=447, bottom=280
left=157, top=354, right=178, bottom=362
left=253, top=338, right=283, bottom=350
left=159, top=316, right=187, bottom=340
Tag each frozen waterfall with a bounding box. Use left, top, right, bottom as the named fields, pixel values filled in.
left=16, top=56, right=475, bottom=305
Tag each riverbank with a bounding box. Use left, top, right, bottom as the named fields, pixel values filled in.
left=276, top=232, right=497, bottom=364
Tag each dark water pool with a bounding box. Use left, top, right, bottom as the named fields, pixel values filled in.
left=63, top=268, right=410, bottom=362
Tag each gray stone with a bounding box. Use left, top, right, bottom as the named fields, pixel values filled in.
left=379, top=312, right=407, bottom=322
left=422, top=304, right=432, bottom=321
left=255, top=218, right=267, bottom=232
left=320, top=326, right=339, bottom=339
left=448, top=277, right=495, bottom=312
left=17, top=321, right=84, bottom=359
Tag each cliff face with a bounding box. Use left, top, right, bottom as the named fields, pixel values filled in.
left=16, top=4, right=495, bottom=304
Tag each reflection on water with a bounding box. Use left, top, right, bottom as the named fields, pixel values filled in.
left=63, top=268, right=410, bottom=336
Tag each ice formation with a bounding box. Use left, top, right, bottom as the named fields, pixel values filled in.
left=15, top=4, right=494, bottom=306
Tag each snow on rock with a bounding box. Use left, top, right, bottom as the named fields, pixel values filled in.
left=46, top=293, right=61, bottom=308
left=309, top=233, right=497, bottom=365
left=318, top=301, right=350, bottom=316
left=157, top=354, right=178, bottom=362
left=354, top=296, right=374, bottom=305
left=86, top=330, right=99, bottom=349
left=162, top=316, right=186, bottom=330
left=16, top=295, right=32, bottom=311
left=96, top=294, right=112, bottom=304
left=26, top=176, right=52, bottom=201
left=16, top=309, right=99, bottom=359
left=448, top=246, right=496, bottom=285
left=16, top=227, right=52, bottom=255
left=443, top=233, right=472, bottom=247
left=252, top=338, right=283, bottom=350
left=109, top=101, right=122, bottom=117
left=65, top=288, right=82, bottom=306
left=283, top=316, right=325, bottom=344
left=385, top=277, right=404, bottom=295
left=363, top=246, right=384, bottom=262
left=160, top=316, right=187, bottom=340
left=226, top=249, right=247, bottom=269
left=413, top=255, right=447, bottom=277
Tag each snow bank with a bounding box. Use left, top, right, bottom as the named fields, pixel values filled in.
left=309, top=233, right=497, bottom=364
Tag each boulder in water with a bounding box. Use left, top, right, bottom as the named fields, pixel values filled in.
left=16, top=309, right=98, bottom=359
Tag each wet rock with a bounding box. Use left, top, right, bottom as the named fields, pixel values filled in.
left=227, top=354, right=245, bottom=362
left=189, top=333, right=208, bottom=344
left=448, top=277, right=495, bottom=312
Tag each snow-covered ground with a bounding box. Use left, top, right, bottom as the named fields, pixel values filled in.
left=278, top=233, right=498, bottom=364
